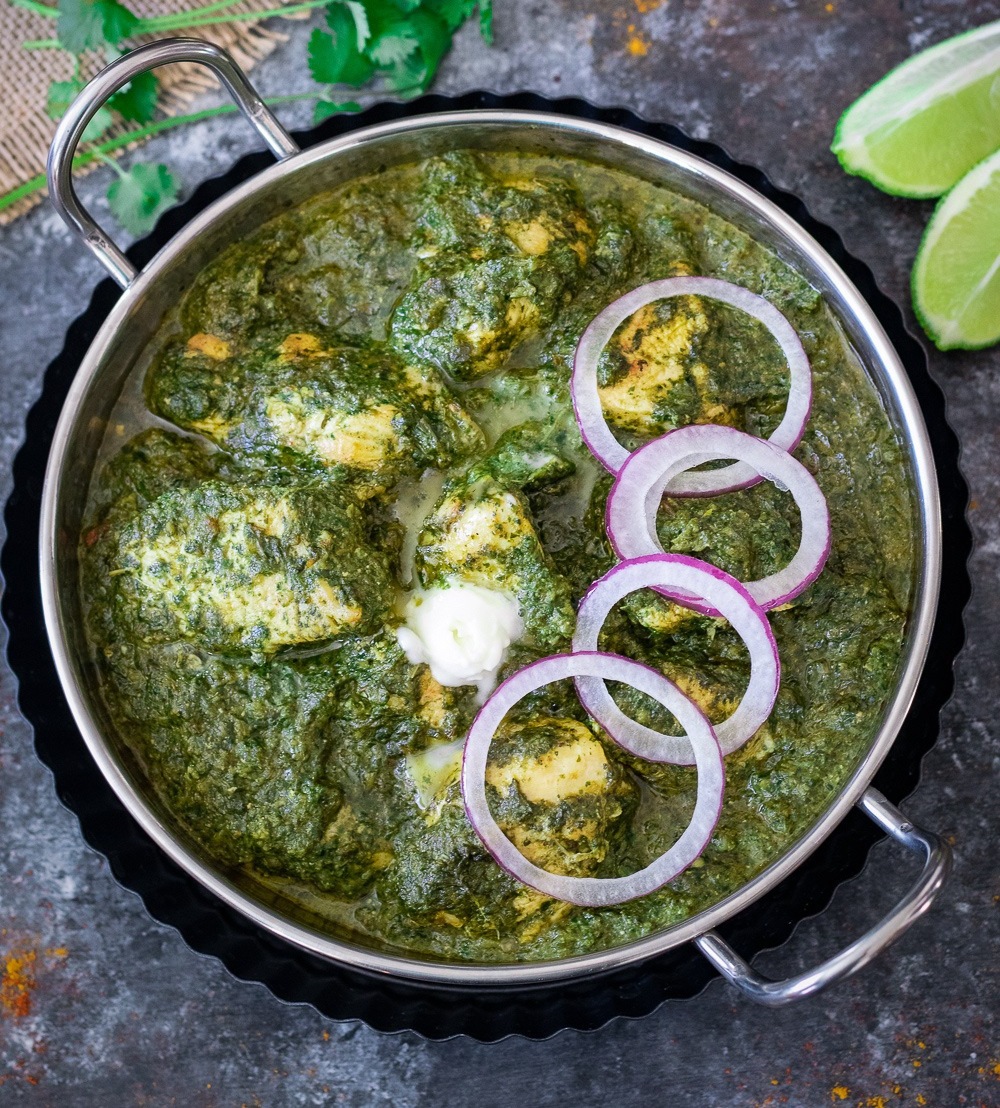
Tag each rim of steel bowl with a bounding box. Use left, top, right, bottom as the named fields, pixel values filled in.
left=38, top=40, right=949, bottom=997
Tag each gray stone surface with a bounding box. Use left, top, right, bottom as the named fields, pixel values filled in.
left=0, top=2, right=997, bottom=1103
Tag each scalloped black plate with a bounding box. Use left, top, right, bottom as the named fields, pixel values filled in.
left=2, top=92, right=970, bottom=1042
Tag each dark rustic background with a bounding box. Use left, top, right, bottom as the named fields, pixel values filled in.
left=0, top=2, right=997, bottom=1103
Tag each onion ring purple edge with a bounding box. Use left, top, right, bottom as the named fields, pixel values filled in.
left=606, top=425, right=832, bottom=613
left=461, top=651, right=724, bottom=908
left=573, top=555, right=780, bottom=762
left=570, top=277, right=812, bottom=488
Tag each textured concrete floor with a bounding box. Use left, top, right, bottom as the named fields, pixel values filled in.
left=1, top=1, right=998, bottom=1104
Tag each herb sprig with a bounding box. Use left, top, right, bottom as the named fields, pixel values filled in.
left=309, top=0, right=492, bottom=117
left=5, top=0, right=493, bottom=236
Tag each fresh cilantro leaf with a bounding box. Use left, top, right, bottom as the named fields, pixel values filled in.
left=308, top=8, right=375, bottom=88
left=108, top=71, right=159, bottom=125
left=57, top=0, right=105, bottom=51
left=404, top=9, right=452, bottom=88
left=342, top=0, right=371, bottom=50
left=369, top=27, right=419, bottom=68
left=384, top=49, right=428, bottom=95
left=46, top=80, right=114, bottom=141
left=45, top=79, right=80, bottom=121
left=425, top=0, right=490, bottom=39
left=365, top=6, right=451, bottom=90
left=82, top=106, right=114, bottom=142
left=313, top=99, right=362, bottom=123
left=97, top=0, right=138, bottom=44
left=424, top=0, right=476, bottom=32
left=57, top=0, right=139, bottom=53
left=355, top=0, right=409, bottom=39
left=310, top=0, right=490, bottom=96
left=106, top=162, right=178, bottom=236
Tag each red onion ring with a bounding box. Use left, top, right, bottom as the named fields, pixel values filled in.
left=607, top=425, right=831, bottom=613
left=461, top=651, right=724, bottom=907
left=571, top=276, right=812, bottom=493
left=573, top=556, right=780, bottom=763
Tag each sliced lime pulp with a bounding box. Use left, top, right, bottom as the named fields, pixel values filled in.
left=912, top=147, right=1000, bottom=350
left=833, top=20, right=1000, bottom=198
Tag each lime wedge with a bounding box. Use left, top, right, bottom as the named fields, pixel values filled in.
left=833, top=20, right=1000, bottom=198
left=912, top=148, right=1000, bottom=349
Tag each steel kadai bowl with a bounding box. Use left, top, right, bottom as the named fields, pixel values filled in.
left=41, top=39, right=952, bottom=1006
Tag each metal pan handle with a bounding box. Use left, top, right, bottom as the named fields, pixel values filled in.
left=694, top=787, right=952, bottom=1006
left=47, top=38, right=299, bottom=290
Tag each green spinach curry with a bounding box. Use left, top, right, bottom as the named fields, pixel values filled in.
left=81, top=150, right=915, bottom=962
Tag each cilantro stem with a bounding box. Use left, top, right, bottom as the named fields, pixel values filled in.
left=14, top=0, right=329, bottom=41
left=95, top=152, right=129, bottom=180
left=23, top=0, right=324, bottom=49
left=8, top=0, right=56, bottom=15
left=139, top=0, right=330, bottom=33
left=149, top=0, right=246, bottom=18
left=10, top=0, right=313, bottom=19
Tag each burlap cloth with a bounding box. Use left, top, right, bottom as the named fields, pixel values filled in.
left=0, top=1, right=297, bottom=223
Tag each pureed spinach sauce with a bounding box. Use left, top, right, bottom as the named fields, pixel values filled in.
left=80, top=151, right=916, bottom=962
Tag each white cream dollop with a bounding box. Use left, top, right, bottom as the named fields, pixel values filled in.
left=396, top=581, right=523, bottom=700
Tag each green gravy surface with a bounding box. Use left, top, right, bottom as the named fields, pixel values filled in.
left=80, top=150, right=916, bottom=962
